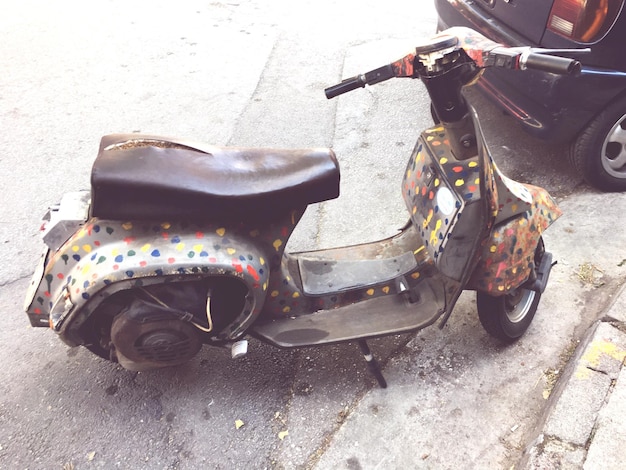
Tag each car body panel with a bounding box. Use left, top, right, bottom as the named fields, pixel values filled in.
left=470, top=0, right=554, bottom=44
left=435, top=0, right=626, bottom=143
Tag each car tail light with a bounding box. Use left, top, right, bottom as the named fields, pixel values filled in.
left=547, top=0, right=624, bottom=42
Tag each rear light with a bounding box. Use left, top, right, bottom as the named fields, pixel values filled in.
left=547, top=0, right=623, bottom=42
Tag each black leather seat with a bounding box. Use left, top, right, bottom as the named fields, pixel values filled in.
left=90, top=134, right=340, bottom=221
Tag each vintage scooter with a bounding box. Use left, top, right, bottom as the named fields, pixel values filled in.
left=24, top=27, right=578, bottom=387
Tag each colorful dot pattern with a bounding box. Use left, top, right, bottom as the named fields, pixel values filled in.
left=402, top=124, right=561, bottom=296
left=262, top=226, right=435, bottom=317
left=402, top=127, right=482, bottom=264
left=26, top=125, right=560, bottom=340
left=464, top=132, right=562, bottom=294
left=468, top=182, right=562, bottom=294
left=26, top=212, right=309, bottom=339
left=27, top=202, right=438, bottom=338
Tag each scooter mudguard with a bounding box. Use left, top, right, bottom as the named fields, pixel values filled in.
left=467, top=179, right=562, bottom=295
left=25, top=217, right=272, bottom=345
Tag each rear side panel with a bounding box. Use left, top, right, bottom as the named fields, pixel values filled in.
left=25, top=212, right=305, bottom=341
left=435, top=0, right=543, bottom=45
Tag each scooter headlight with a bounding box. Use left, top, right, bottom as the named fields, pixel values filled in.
left=436, top=186, right=456, bottom=216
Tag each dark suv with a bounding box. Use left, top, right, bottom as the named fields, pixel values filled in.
left=435, top=0, right=626, bottom=191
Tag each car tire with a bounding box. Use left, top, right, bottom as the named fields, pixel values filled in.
left=569, top=96, right=626, bottom=191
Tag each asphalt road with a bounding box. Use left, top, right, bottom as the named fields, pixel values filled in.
left=2, top=1, right=625, bottom=469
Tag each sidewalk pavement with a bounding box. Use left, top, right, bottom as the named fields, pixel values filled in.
left=521, top=283, right=626, bottom=469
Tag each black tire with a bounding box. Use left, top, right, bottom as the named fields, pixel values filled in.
left=476, top=238, right=544, bottom=342
left=477, top=287, right=540, bottom=343
left=569, top=96, right=626, bottom=192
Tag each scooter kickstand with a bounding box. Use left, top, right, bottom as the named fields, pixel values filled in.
left=357, top=340, right=387, bottom=389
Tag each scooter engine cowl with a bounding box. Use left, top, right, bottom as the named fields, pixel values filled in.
left=110, top=300, right=202, bottom=372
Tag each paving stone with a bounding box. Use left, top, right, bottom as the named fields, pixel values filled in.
left=584, top=363, right=626, bottom=469
left=542, top=367, right=612, bottom=447
left=576, top=322, right=626, bottom=379
left=524, top=436, right=585, bottom=470
left=542, top=324, right=626, bottom=446
left=605, top=284, right=626, bottom=323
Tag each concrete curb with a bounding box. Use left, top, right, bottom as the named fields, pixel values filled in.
left=520, top=284, right=626, bottom=469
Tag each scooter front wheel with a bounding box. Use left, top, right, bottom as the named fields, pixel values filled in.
left=476, top=288, right=540, bottom=343
left=476, top=237, right=546, bottom=342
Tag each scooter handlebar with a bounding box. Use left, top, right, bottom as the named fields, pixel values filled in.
left=451, top=28, right=582, bottom=76
left=324, top=28, right=583, bottom=99
left=519, top=51, right=581, bottom=75
left=485, top=46, right=582, bottom=75
left=325, top=75, right=366, bottom=99
left=325, top=64, right=397, bottom=99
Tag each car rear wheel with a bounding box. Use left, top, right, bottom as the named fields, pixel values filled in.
left=570, top=96, right=626, bottom=191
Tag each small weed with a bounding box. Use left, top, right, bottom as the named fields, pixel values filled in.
left=577, top=262, right=604, bottom=287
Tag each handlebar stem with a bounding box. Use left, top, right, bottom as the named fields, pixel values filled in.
left=417, top=52, right=480, bottom=160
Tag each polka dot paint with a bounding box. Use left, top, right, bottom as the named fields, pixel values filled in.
left=468, top=183, right=561, bottom=294
left=25, top=210, right=310, bottom=340
left=261, top=224, right=436, bottom=318
left=402, top=127, right=482, bottom=263
left=25, top=118, right=561, bottom=342
left=402, top=121, right=561, bottom=297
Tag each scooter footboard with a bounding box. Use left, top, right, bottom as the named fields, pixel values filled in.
left=26, top=219, right=271, bottom=343
left=252, top=275, right=446, bottom=347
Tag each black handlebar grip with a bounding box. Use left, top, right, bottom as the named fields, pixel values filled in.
left=523, top=53, right=581, bottom=75
left=324, top=75, right=366, bottom=99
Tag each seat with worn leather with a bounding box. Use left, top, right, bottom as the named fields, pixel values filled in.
left=90, top=134, right=340, bottom=221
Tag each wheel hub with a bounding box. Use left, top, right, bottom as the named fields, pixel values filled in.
left=110, top=300, right=202, bottom=371
left=601, top=112, right=626, bottom=178
left=504, top=289, right=536, bottom=324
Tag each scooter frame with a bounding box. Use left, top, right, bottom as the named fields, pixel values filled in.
left=24, top=27, right=569, bottom=382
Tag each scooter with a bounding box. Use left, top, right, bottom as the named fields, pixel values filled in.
left=24, top=27, right=578, bottom=387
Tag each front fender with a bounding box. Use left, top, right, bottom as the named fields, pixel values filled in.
left=468, top=185, right=562, bottom=294
left=28, top=219, right=271, bottom=339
